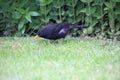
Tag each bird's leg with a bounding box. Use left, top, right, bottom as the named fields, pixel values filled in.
left=50, top=40, right=58, bottom=44
left=50, top=39, right=64, bottom=44
left=58, top=38, right=65, bottom=44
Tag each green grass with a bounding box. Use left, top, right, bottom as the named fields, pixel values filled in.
left=0, top=37, right=120, bottom=80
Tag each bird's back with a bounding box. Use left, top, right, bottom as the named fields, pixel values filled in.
left=38, top=23, right=68, bottom=40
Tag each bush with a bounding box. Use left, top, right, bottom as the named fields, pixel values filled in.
left=0, top=0, right=120, bottom=40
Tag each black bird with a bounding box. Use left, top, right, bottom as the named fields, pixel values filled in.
left=34, top=22, right=88, bottom=40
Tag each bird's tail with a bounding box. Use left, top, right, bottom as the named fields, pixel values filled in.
left=74, top=25, right=88, bottom=29
left=70, top=25, right=88, bottom=29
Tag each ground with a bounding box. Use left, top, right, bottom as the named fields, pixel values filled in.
left=0, top=37, right=120, bottom=80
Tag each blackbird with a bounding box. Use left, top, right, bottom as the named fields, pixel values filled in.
left=34, top=22, right=88, bottom=40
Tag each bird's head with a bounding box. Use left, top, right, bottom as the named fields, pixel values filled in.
left=34, top=34, right=39, bottom=39
left=34, top=29, right=41, bottom=39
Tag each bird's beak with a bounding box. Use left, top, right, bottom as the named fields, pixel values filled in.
left=34, top=35, right=39, bottom=39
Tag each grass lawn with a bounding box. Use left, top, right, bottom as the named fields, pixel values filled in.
left=0, top=37, right=120, bottom=80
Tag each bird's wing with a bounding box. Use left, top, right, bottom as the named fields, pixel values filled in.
left=58, top=28, right=67, bottom=34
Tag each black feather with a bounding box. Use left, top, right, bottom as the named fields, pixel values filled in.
left=36, top=22, right=88, bottom=40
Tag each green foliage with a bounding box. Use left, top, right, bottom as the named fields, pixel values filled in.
left=0, top=0, right=120, bottom=40
left=52, top=0, right=64, bottom=22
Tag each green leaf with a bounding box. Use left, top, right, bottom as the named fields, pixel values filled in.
left=76, top=14, right=84, bottom=22
left=66, top=0, right=78, bottom=7
left=85, top=16, right=91, bottom=24
left=26, top=7, right=30, bottom=12
left=93, top=13, right=103, bottom=19
left=66, top=7, right=74, bottom=17
left=92, top=0, right=104, bottom=6
left=80, top=8, right=87, bottom=13
left=18, top=8, right=26, bottom=14
left=40, top=5, right=51, bottom=15
left=61, top=10, right=65, bottom=15
left=41, top=17, right=50, bottom=23
left=93, top=7, right=104, bottom=19
left=76, top=3, right=83, bottom=15
left=21, top=26, right=26, bottom=34
left=90, top=7, right=97, bottom=14
left=39, top=0, right=53, bottom=6
left=67, top=18, right=75, bottom=23
left=45, top=0, right=53, bottom=5
left=53, top=0, right=64, bottom=8
left=25, top=13, right=32, bottom=22
left=116, top=15, right=120, bottom=22
left=13, top=11, right=22, bottom=19
left=104, top=2, right=115, bottom=9
left=115, top=31, right=120, bottom=36
left=108, top=11, right=115, bottom=19
left=111, top=0, right=120, bottom=2
left=104, top=7, right=110, bottom=11
left=81, top=7, right=96, bottom=16
left=80, top=0, right=93, bottom=3
left=29, top=11, right=39, bottom=16
left=114, top=3, right=120, bottom=15
left=116, top=23, right=120, bottom=30
left=91, top=18, right=98, bottom=27
left=85, top=27, right=94, bottom=34
left=18, top=19, right=26, bottom=30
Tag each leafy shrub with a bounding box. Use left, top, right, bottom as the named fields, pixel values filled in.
left=0, top=0, right=120, bottom=40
